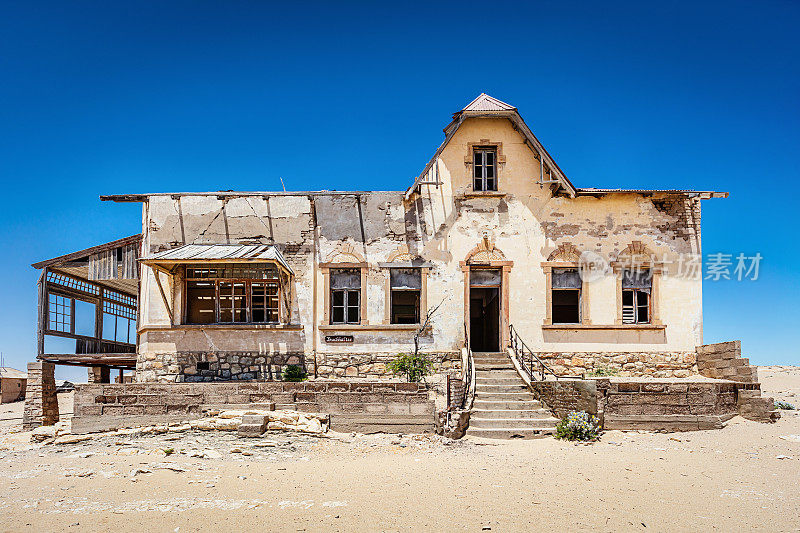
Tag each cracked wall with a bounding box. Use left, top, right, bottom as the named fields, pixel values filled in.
left=136, top=116, right=707, bottom=382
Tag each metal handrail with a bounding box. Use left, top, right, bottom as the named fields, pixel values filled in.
left=508, top=323, right=560, bottom=381
left=461, top=321, right=475, bottom=410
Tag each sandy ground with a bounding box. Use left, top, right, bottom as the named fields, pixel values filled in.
left=0, top=368, right=799, bottom=532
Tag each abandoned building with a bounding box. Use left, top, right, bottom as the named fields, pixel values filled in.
left=0, top=367, right=27, bottom=403
left=25, top=94, right=779, bottom=436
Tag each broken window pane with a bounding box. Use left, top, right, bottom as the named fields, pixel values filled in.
left=186, top=280, right=215, bottom=324
left=391, top=290, right=420, bottom=324
left=622, top=288, right=650, bottom=324
left=73, top=300, right=96, bottom=338
left=552, top=289, right=580, bottom=324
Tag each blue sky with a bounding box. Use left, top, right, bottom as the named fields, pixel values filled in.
left=1, top=1, right=798, bottom=380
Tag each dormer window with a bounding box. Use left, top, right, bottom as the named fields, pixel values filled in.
left=473, top=147, right=497, bottom=191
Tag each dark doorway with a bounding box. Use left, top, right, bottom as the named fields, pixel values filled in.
left=470, top=286, right=500, bottom=352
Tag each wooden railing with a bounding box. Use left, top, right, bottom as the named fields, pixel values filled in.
left=508, top=324, right=561, bottom=381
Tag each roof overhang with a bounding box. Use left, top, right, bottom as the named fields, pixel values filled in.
left=575, top=188, right=729, bottom=199
left=31, top=234, right=142, bottom=270
left=140, top=244, right=295, bottom=276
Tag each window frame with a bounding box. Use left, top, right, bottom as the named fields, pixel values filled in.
left=620, top=268, right=652, bottom=325
left=550, top=267, right=582, bottom=324
left=473, top=146, right=498, bottom=192
left=184, top=268, right=283, bottom=325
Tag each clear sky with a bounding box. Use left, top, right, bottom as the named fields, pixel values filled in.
left=1, top=1, right=798, bottom=381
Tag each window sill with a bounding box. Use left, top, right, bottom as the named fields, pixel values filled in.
left=319, top=324, right=423, bottom=331
left=140, top=323, right=304, bottom=332
left=459, top=192, right=507, bottom=199
left=542, top=324, right=666, bottom=331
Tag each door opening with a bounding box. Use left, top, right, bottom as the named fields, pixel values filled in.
left=470, top=286, right=500, bottom=352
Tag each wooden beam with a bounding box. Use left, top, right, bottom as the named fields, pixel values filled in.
left=152, top=268, right=175, bottom=326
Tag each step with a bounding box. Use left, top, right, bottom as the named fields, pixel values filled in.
left=469, top=417, right=559, bottom=429
left=472, top=355, right=511, bottom=362
left=471, top=408, right=549, bottom=419
left=475, top=369, right=519, bottom=377
left=472, top=399, right=541, bottom=410
left=475, top=375, right=523, bottom=383
left=475, top=383, right=528, bottom=392
left=473, top=392, right=533, bottom=401
left=466, top=427, right=555, bottom=439
left=474, top=363, right=515, bottom=371
left=472, top=352, right=507, bottom=357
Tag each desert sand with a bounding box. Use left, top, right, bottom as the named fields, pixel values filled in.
left=1, top=367, right=798, bottom=532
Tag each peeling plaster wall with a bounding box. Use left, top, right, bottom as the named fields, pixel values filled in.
left=136, top=117, right=706, bottom=382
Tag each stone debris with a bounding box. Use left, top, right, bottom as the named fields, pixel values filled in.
left=21, top=409, right=329, bottom=449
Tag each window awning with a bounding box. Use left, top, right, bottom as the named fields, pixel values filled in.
left=140, top=244, right=294, bottom=276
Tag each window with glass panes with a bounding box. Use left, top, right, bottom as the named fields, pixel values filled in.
left=330, top=269, right=361, bottom=324
left=473, top=147, right=497, bottom=191
left=621, top=269, right=651, bottom=324
left=184, top=264, right=282, bottom=324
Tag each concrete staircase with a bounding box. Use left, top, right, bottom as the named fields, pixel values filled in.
left=466, top=352, right=559, bottom=439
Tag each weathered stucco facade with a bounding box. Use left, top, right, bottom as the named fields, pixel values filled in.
left=108, top=94, right=724, bottom=383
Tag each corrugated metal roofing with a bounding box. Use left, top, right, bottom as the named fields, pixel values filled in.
left=141, top=244, right=294, bottom=275
left=462, top=93, right=516, bottom=112
left=576, top=188, right=728, bottom=198
left=0, top=367, right=27, bottom=379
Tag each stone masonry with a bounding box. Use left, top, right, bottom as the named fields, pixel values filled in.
left=22, top=362, right=59, bottom=430
left=71, top=381, right=434, bottom=434
left=534, top=351, right=697, bottom=378
left=696, top=341, right=758, bottom=382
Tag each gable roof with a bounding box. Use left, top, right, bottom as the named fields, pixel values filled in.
left=461, top=93, right=516, bottom=112
left=0, top=367, right=27, bottom=379
left=406, top=93, right=576, bottom=199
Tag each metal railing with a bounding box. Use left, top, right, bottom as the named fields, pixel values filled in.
left=509, top=324, right=561, bottom=381
left=446, top=322, right=475, bottom=410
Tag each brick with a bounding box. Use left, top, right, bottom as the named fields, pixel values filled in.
left=617, top=382, right=640, bottom=393
left=123, top=405, right=145, bottom=416
left=102, top=405, right=124, bottom=416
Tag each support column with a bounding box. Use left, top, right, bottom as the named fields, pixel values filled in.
left=88, top=366, right=111, bottom=383
left=22, top=362, right=59, bottom=430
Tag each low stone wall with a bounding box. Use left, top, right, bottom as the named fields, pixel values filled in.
left=528, top=379, right=598, bottom=418
left=72, top=381, right=435, bottom=434
left=533, top=351, right=697, bottom=378
left=597, top=379, right=738, bottom=431
left=696, top=341, right=758, bottom=382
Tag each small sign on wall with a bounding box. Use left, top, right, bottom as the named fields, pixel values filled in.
left=324, top=335, right=354, bottom=343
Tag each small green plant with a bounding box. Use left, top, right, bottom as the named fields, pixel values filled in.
left=283, top=365, right=308, bottom=382
left=387, top=352, right=434, bottom=382
left=163, top=448, right=175, bottom=456
left=586, top=366, right=620, bottom=377
left=555, top=410, right=602, bottom=441
left=775, top=401, right=796, bottom=410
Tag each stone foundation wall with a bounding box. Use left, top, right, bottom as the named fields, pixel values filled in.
left=72, top=381, right=434, bottom=434
left=138, top=350, right=461, bottom=382
left=535, top=351, right=697, bottom=378
left=138, top=352, right=307, bottom=383
left=22, top=362, right=59, bottom=430
left=315, top=352, right=460, bottom=379
left=597, top=379, right=738, bottom=430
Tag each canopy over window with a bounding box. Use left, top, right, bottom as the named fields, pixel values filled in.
left=140, top=244, right=294, bottom=276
